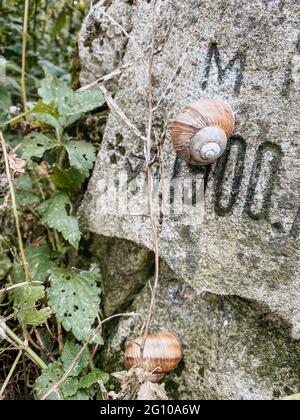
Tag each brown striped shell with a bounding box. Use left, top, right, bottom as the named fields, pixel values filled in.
left=171, top=99, right=235, bottom=165
left=124, top=332, right=183, bottom=382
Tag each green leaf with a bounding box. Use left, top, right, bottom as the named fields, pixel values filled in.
left=0, top=86, right=11, bottom=124
left=0, top=254, right=12, bottom=280
left=20, top=307, right=52, bottom=326
left=14, top=285, right=52, bottom=326
left=61, top=340, right=89, bottom=377
left=29, top=112, right=63, bottom=140
left=11, top=244, right=59, bottom=284
left=65, top=389, right=90, bottom=400
left=48, top=266, right=101, bottom=343
left=34, top=361, right=79, bottom=400
left=34, top=362, right=64, bottom=400
left=50, top=165, right=85, bottom=193
left=13, top=173, right=40, bottom=207
left=31, top=101, right=59, bottom=117
left=38, top=70, right=104, bottom=125
left=38, top=69, right=73, bottom=111
left=79, top=369, right=109, bottom=388
left=20, top=132, right=57, bottom=159
left=65, top=141, right=96, bottom=177
left=61, top=376, right=79, bottom=399
left=60, top=90, right=104, bottom=117
left=37, top=192, right=81, bottom=248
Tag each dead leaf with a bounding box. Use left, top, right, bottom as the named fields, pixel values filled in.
left=0, top=143, right=26, bottom=192
left=108, top=367, right=169, bottom=400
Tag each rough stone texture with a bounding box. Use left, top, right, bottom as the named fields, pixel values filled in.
left=79, top=0, right=135, bottom=94
left=79, top=0, right=300, bottom=337
left=102, top=277, right=300, bottom=400
left=90, top=235, right=154, bottom=316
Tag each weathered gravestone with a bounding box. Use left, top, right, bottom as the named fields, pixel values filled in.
left=79, top=0, right=300, bottom=337
left=102, top=276, right=300, bottom=400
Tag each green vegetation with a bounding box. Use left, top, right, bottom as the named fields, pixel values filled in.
left=0, top=0, right=109, bottom=400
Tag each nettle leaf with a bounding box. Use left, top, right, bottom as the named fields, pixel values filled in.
left=31, top=101, right=59, bottom=117
left=79, top=369, right=109, bottom=389
left=21, top=132, right=57, bottom=159
left=61, top=340, right=89, bottom=377
left=60, top=90, right=104, bottom=117
left=11, top=244, right=59, bottom=284
left=65, top=141, right=96, bottom=177
left=21, top=307, right=53, bottom=326
left=65, top=389, right=90, bottom=400
left=38, top=69, right=73, bottom=111
left=48, top=266, right=101, bottom=343
left=60, top=376, right=79, bottom=399
left=13, top=173, right=40, bottom=207
left=37, top=192, right=81, bottom=248
left=34, top=361, right=79, bottom=401
left=14, top=285, right=52, bottom=326
left=50, top=165, right=85, bottom=193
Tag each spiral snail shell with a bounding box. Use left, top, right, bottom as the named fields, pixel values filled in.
left=171, top=98, right=235, bottom=165
left=124, top=331, right=183, bottom=383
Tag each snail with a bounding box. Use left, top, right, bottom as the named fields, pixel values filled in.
left=124, top=331, right=183, bottom=382
left=171, top=98, right=235, bottom=165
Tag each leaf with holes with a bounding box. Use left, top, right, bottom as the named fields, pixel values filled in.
left=14, top=285, right=52, bottom=326
left=65, top=141, right=96, bottom=178
left=20, top=132, right=58, bottom=159
left=60, top=89, right=104, bottom=117
left=34, top=361, right=79, bottom=400
left=37, top=192, right=81, bottom=248
left=61, top=340, right=89, bottom=377
left=48, top=266, right=101, bottom=343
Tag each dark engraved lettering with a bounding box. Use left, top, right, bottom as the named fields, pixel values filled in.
left=202, top=42, right=246, bottom=95
left=244, top=142, right=283, bottom=221
left=282, top=59, right=294, bottom=97
left=282, top=34, right=300, bottom=97
left=289, top=207, right=300, bottom=240
left=214, top=135, right=247, bottom=216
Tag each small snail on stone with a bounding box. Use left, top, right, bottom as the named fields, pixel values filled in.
left=171, top=98, right=235, bottom=165
left=124, top=331, right=183, bottom=383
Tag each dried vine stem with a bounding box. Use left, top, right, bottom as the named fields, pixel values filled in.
left=140, top=0, right=162, bottom=354
left=0, top=350, right=22, bottom=399
left=98, top=85, right=146, bottom=141
left=21, top=0, right=29, bottom=111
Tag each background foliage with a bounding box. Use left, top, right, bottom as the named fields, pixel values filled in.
left=0, top=0, right=110, bottom=400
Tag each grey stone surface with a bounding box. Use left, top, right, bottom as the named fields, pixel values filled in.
left=79, top=0, right=134, bottom=94
left=102, top=277, right=300, bottom=400
left=79, top=0, right=300, bottom=337
left=90, top=235, right=154, bottom=316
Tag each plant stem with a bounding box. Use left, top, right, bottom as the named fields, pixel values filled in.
left=0, top=131, right=31, bottom=282
left=4, top=324, right=47, bottom=370
left=21, top=0, right=30, bottom=112
left=0, top=349, right=22, bottom=399
left=0, top=111, right=30, bottom=129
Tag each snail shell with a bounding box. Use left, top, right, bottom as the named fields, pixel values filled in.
left=171, top=98, right=235, bottom=165
left=124, top=331, right=183, bottom=382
